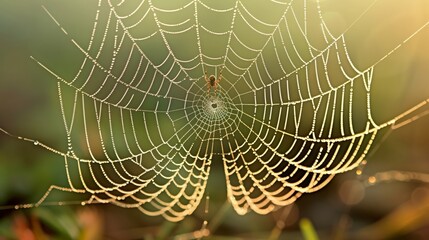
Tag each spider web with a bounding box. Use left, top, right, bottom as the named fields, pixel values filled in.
left=4, top=0, right=429, bottom=221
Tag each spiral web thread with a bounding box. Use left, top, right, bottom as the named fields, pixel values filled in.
left=7, top=0, right=428, bottom=221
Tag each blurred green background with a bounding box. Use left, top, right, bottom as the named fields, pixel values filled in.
left=1, top=0, right=429, bottom=239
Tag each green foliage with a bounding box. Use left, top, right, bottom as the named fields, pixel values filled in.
left=300, top=218, right=319, bottom=240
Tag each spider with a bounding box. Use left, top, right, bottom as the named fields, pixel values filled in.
left=205, top=69, right=222, bottom=96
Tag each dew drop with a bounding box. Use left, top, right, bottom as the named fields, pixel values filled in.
left=33, top=141, right=39, bottom=146
left=368, top=176, right=377, bottom=184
